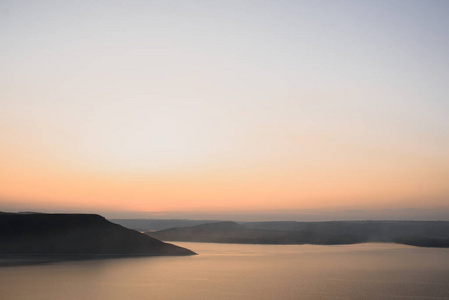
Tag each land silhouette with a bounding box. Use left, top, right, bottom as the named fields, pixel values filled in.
left=0, top=212, right=195, bottom=265
left=2, top=211, right=447, bottom=268
left=111, top=218, right=220, bottom=231
left=146, top=220, right=449, bottom=248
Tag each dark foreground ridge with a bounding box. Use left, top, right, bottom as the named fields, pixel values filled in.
left=147, top=220, right=449, bottom=248
left=0, top=212, right=196, bottom=262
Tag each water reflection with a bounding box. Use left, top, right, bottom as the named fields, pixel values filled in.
left=1, top=243, right=449, bottom=300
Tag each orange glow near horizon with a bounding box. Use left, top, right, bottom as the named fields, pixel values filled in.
left=1, top=1, right=448, bottom=219
left=1, top=128, right=447, bottom=214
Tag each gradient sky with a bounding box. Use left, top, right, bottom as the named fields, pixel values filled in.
left=1, top=0, right=448, bottom=220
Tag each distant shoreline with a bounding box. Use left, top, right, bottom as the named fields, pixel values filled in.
left=147, top=220, right=449, bottom=248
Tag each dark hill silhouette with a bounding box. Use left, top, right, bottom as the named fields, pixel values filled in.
left=110, top=218, right=219, bottom=231
left=147, top=220, right=449, bottom=247
left=0, top=212, right=195, bottom=256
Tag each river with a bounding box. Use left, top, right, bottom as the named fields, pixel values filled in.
left=1, top=242, right=448, bottom=299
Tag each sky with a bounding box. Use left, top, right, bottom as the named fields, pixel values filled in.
left=1, top=0, right=448, bottom=220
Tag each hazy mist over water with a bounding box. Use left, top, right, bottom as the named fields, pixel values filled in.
left=1, top=242, right=449, bottom=300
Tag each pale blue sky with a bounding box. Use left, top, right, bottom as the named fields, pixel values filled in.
left=1, top=0, right=448, bottom=218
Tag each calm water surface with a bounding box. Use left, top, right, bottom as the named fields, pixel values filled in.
left=1, top=242, right=449, bottom=300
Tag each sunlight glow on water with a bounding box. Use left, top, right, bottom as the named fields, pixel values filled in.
left=1, top=243, right=449, bottom=300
